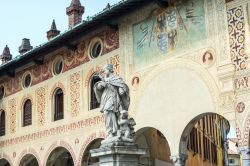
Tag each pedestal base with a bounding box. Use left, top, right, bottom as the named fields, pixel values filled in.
left=90, top=142, right=146, bottom=166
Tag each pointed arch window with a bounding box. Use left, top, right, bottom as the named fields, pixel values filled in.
left=0, top=110, right=5, bottom=136
left=54, top=88, right=64, bottom=121
left=90, top=74, right=101, bottom=110
left=23, top=99, right=32, bottom=127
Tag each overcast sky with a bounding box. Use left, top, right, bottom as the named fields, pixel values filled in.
left=0, top=0, right=120, bottom=56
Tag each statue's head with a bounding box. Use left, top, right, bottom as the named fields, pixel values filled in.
left=102, top=64, right=114, bottom=76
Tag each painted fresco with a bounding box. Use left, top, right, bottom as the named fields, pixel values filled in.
left=133, top=0, right=207, bottom=69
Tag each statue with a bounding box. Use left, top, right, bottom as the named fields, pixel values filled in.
left=117, top=110, right=136, bottom=141
left=94, top=64, right=135, bottom=144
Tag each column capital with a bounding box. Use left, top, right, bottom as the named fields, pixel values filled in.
left=239, top=147, right=250, bottom=158
left=171, top=154, right=187, bottom=166
left=238, top=147, right=250, bottom=166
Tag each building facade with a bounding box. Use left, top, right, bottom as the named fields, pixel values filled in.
left=0, top=0, right=250, bottom=166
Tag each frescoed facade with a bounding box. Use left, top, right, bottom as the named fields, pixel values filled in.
left=0, top=0, right=250, bottom=166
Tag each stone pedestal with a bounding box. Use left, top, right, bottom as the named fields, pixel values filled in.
left=90, top=142, right=146, bottom=166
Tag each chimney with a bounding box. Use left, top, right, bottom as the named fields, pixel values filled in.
left=47, top=19, right=60, bottom=41
left=0, top=45, right=12, bottom=64
left=19, top=38, right=33, bottom=55
left=66, top=0, right=84, bottom=29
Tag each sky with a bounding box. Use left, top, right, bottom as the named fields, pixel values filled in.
left=0, top=0, right=120, bottom=56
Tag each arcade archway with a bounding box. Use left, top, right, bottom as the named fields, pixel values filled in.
left=135, top=127, right=173, bottom=166
left=81, top=138, right=103, bottom=166
left=19, top=154, right=39, bottom=166
left=0, top=158, right=10, bottom=166
left=179, top=113, right=230, bottom=166
left=46, top=147, right=74, bottom=166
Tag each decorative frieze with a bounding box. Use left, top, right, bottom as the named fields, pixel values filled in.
left=0, top=28, right=119, bottom=98
left=0, top=115, right=104, bottom=148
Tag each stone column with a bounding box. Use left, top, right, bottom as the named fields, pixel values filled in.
left=239, top=147, right=250, bottom=166
left=171, top=154, right=187, bottom=166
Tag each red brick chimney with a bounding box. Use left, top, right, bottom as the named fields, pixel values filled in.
left=66, top=0, right=84, bottom=29
left=0, top=45, right=12, bottom=64
left=47, top=19, right=60, bottom=41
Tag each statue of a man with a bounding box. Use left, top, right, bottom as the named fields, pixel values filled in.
left=94, top=64, right=130, bottom=138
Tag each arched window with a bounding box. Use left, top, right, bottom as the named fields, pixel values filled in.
left=0, top=110, right=5, bottom=136
left=23, top=99, right=32, bottom=127
left=90, top=75, right=101, bottom=110
left=54, top=88, right=64, bottom=121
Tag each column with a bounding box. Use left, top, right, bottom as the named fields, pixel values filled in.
left=239, top=147, right=250, bottom=166
left=171, top=154, right=187, bottom=166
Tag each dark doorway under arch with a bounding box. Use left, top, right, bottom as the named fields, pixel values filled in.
left=81, top=138, right=103, bottom=166
left=0, top=158, right=10, bottom=166
left=19, top=154, right=39, bottom=166
left=46, top=147, right=74, bottom=166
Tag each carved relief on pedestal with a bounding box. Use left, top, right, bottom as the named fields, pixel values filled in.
left=36, top=87, right=46, bottom=126
left=70, top=72, right=81, bottom=117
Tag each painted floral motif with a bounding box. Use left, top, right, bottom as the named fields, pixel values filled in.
left=70, top=72, right=81, bottom=117
left=9, top=98, right=16, bottom=133
left=36, top=87, right=46, bottom=126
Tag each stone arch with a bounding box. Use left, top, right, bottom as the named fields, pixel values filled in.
left=50, top=83, right=66, bottom=121
left=19, top=154, right=39, bottom=166
left=131, top=58, right=222, bottom=155
left=179, top=112, right=230, bottom=154
left=19, top=94, right=34, bottom=126
left=43, top=141, right=77, bottom=166
left=89, top=72, right=102, bottom=110
left=78, top=132, right=105, bottom=166
left=0, top=109, right=6, bottom=136
left=19, top=93, right=34, bottom=111
left=131, top=58, right=220, bottom=115
left=80, top=138, right=103, bottom=166
left=84, top=67, right=100, bottom=87
left=0, top=153, right=13, bottom=166
left=49, top=82, right=66, bottom=100
left=135, top=127, right=173, bottom=165
left=17, top=148, right=41, bottom=166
